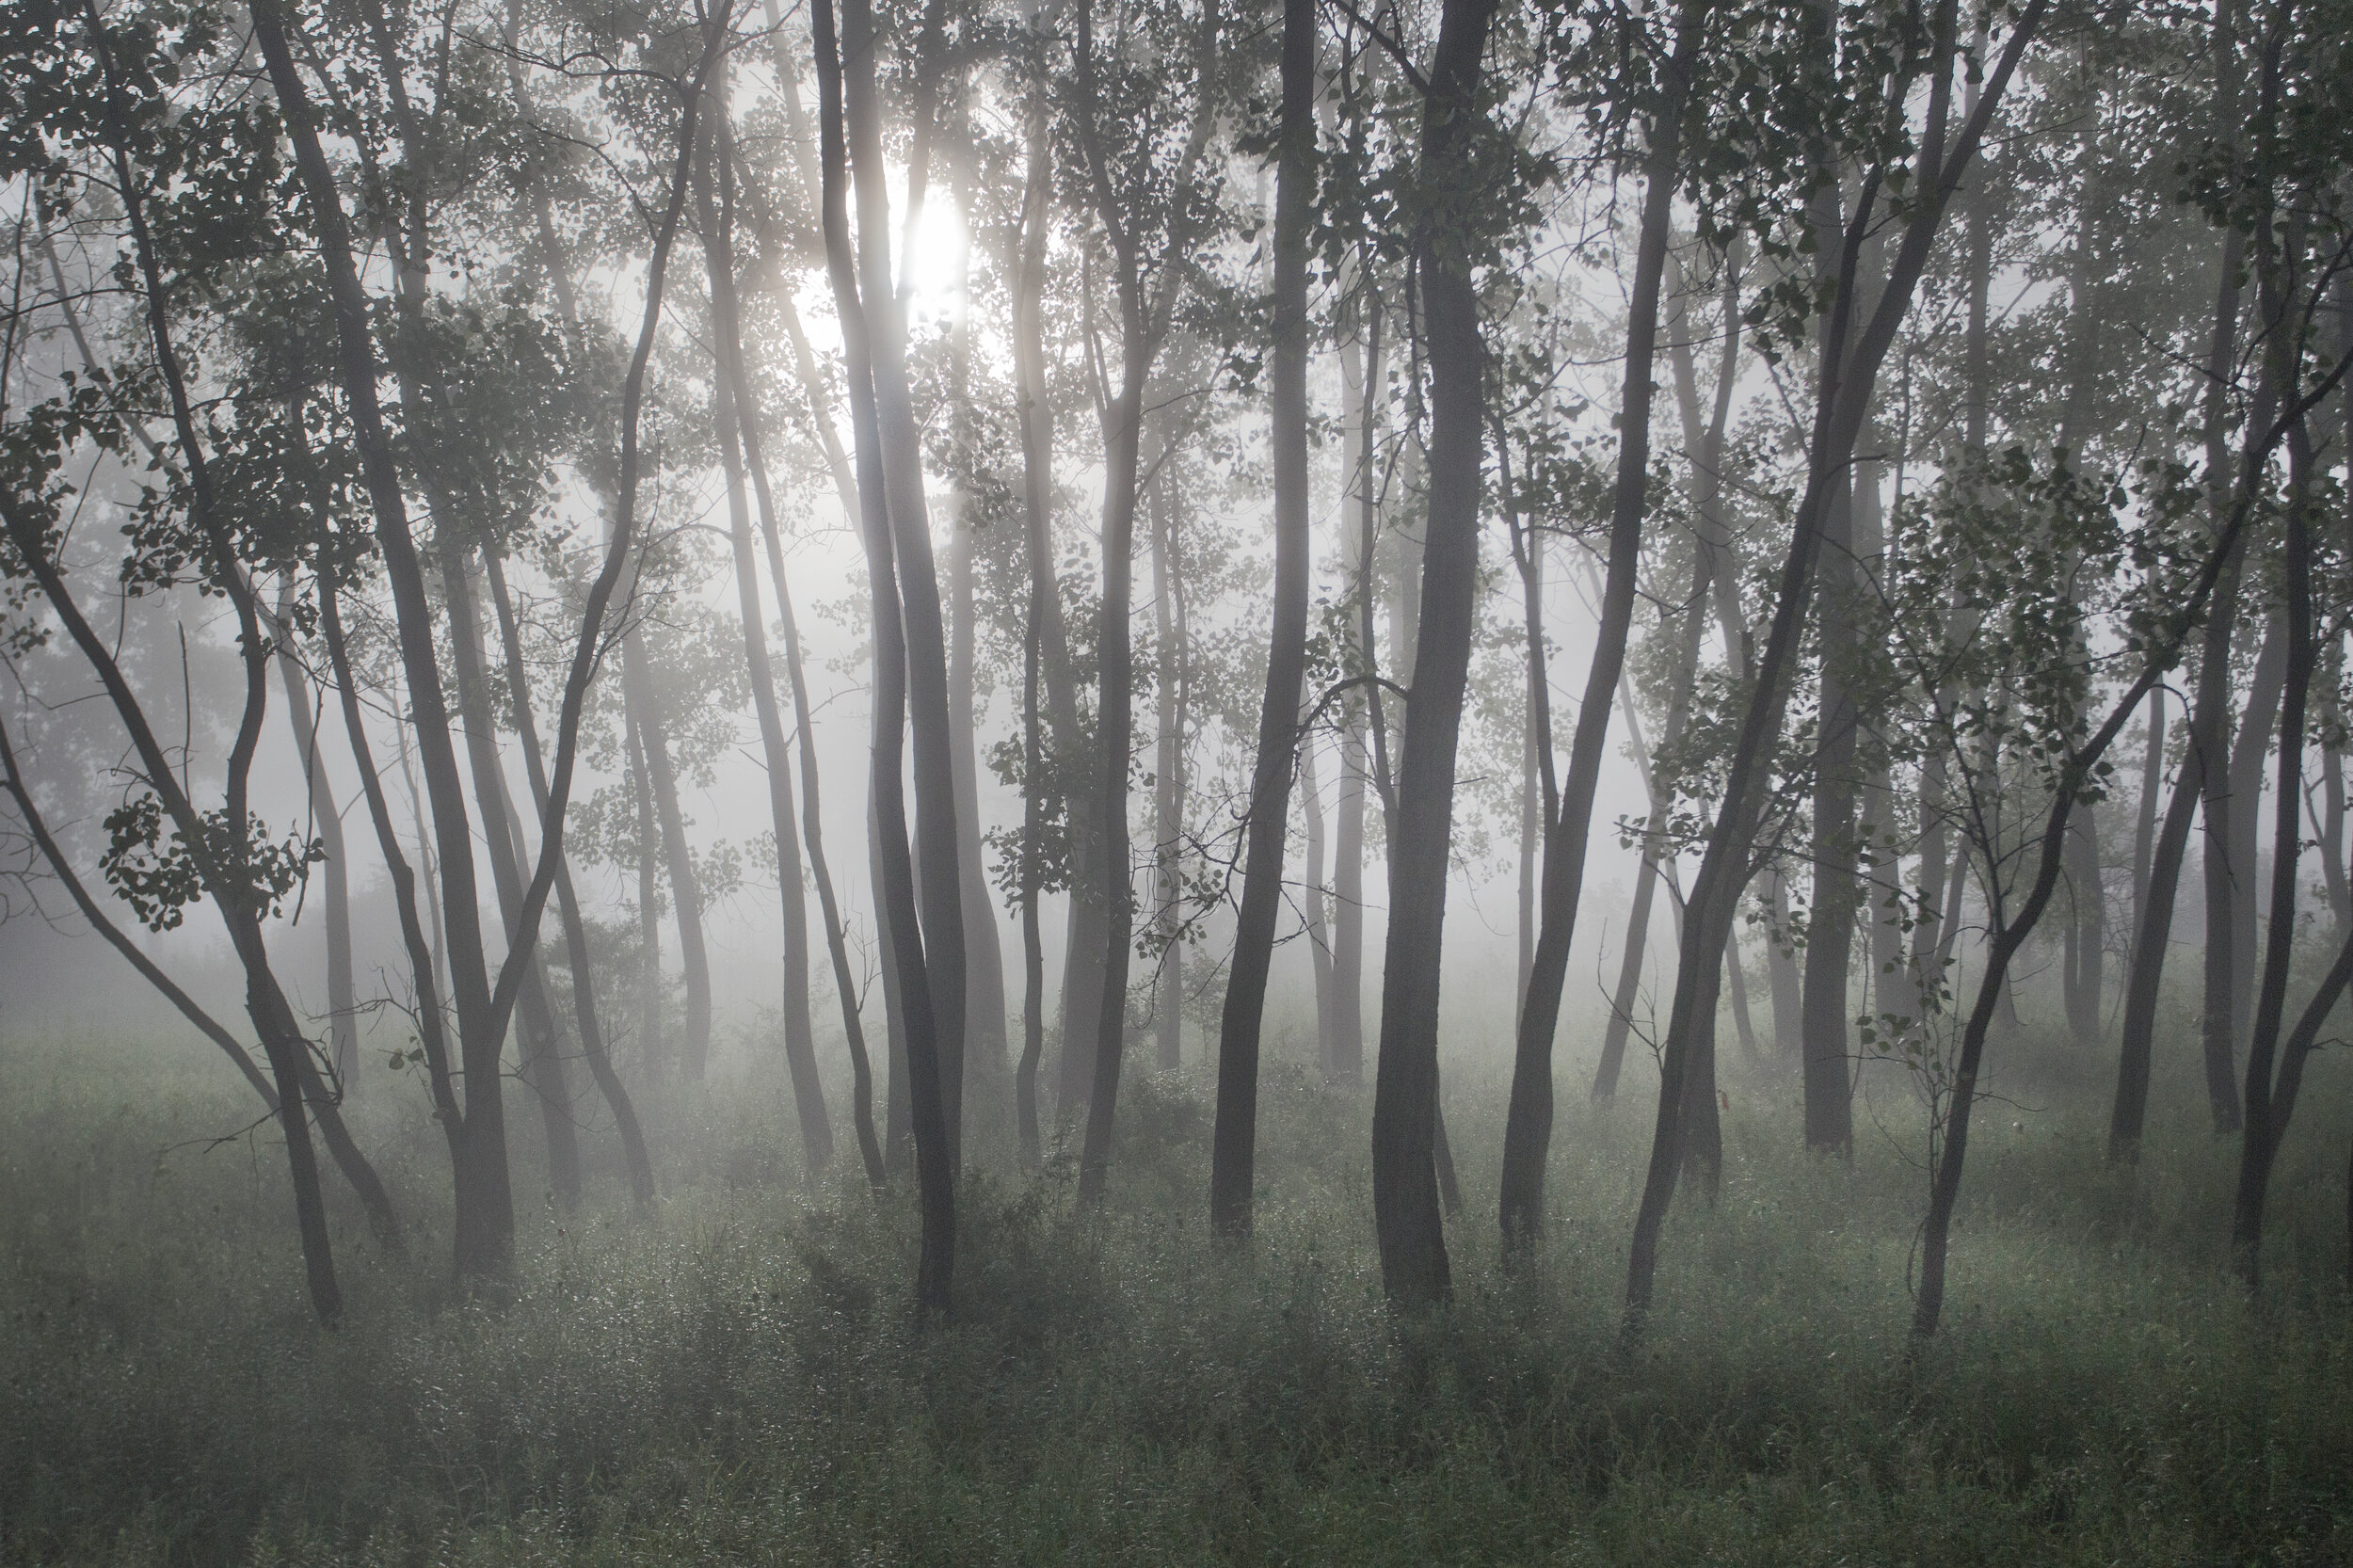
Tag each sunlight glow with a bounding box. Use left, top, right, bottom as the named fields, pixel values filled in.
left=900, top=193, right=968, bottom=326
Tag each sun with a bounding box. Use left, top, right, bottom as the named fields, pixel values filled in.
left=900, top=192, right=968, bottom=325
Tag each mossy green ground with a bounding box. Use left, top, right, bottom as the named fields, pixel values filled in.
left=2, top=1022, right=2348, bottom=1565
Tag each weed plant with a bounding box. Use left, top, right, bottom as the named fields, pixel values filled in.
left=0, top=1016, right=2347, bottom=1565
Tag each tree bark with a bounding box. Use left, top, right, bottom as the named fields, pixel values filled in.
left=1369, top=0, right=1500, bottom=1305
left=441, top=541, right=583, bottom=1211
left=1497, top=0, right=1705, bottom=1245
left=625, top=708, right=664, bottom=1075
left=1626, top=0, right=2043, bottom=1330
left=1070, top=0, right=1221, bottom=1207
left=1209, top=0, right=1313, bottom=1238
left=270, top=618, right=359, bottom=1086
left=480, top=553, right=657, bottom=1208
left=699, top=112, right=835, bottom=1179
left=628, top=641, right=712, bottom=1081
left=840, top=0, right=968, bottom=1160
left=814, top=0, right=954, bottom=1311
left=1151, top=469, right=1190, bottom=1075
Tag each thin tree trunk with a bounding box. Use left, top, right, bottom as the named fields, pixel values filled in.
left=252, top=0, right=514, bottom=1283
left=734, top=311, right=885, bottom=1197
left=945, top=188, right=1011, bottom=1083
left=1152, top=470, right=1190, bottom=1075
left=841, top=0, right=968, bottom=1162
left=2233, top=403, right=2314, bottom=1291
left=1369, top=0, right=1500, bottom=1304
left=873, top=799, right=913, bottom=1173
left=814, top=0, right=953, bottom=1312
left=1018, top=559, right=1048, bottom=1163
left=1601, top=239, right=1746, bottom=1097
left=1210, top=0, right=1312, bottom=1237
left=2130, top=687, right=2166, bottom=953
left=949, top=497, right=1011, bottom=1086
left=1303, top=722, right=1335, bottom=1071
left=631, top=649, right=712, bottom=1081
left=442, top=541, right=583, bottom=1211
left=2223, top=615, right=2286, bottom=1052
left=699, top=115, right=835, bottom=1178
left=481, top=553, right=658, bottom=1208
left=1799, top=197, right=1875, bottom=1160
left=1010, top=51, right=1059, bottom=1158
left=270, top=621, right=359, bottom=1085
left=1628, top=0, right=2042, bottom=1329
left=1330, top=270, right=1383, bottom=1091
left=1497, top=0, right=1704, bottom=1244
left=1072, top=0, right=1221, bottom=1208
left=626, top=707, right=664, bottom=1075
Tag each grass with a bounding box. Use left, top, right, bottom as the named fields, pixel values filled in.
left=0, top=1016, right=2348, bottom=1566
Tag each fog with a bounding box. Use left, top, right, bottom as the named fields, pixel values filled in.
left=2, top=0, right=2349, bottom=1557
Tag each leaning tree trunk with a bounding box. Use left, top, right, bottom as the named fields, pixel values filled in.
left=2231, top=216, right=2318, bottom=1288
left=1209, top=0, right=1314, bottom=1239
left=442, top=541, right=583, bottom=1212
left=252, top=0, right=520, bottom=1282
left=1600, top=239, right=1746, bottom=1098
left=1627, top=0, right=2044, bottom=1330
left=1497, top=0, right=1703, bottom=1248
left=481, top=553, right=658, bottom=1208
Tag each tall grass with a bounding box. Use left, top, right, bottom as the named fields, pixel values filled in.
left=1, top=1019, right=2347, bottom=1565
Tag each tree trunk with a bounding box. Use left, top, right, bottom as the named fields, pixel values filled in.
left=629, top=643, right=712, bottom=1082
left=480, top=553, right=658, bottom=1208
left=1800, top=173, right=1877, bottom=1161
left=949, top=496, right=1012, bottom=1086
left=873, top=798, right=914, bottom=1173
left=1627, top=0, right=2042, bottom=1329
left=1601, top=242, right=1746, bottom=1097
left=700, top=115, right=836, bottom=1179
left=251, top=0, right=520, bottom=1281
left=1302, top=716, right=1335, bottom=1071
left=626, top=707, right=664, bottom=1075
left=2223, top=615, right=2287, bottom=1048
left=1152, top=470, right=1190, bottom=1075
left=1369, top=0, right=1500, bottom=1305
left=1209, top=0, right=1314, bottom=1237
left=814, top=0, right=953, bottom=1311
left=270, top=620, right=360, bottom=1086
left=945, top=180, right=1011, bottom=1083
left=841, top=0, right=968, bottom=1161
left=1497, top=0, right=1704, bottom=1245
left=1330, top=270, right=1383, bottom=1091
left=1018, top=552, right=1048, bottom=1163
left=442, top=541, right=583, bottom=1212
left=2129, top=687, right=2166, bottom=954
left=2230, top=194, right=2319, bottom=1285
left=1011, top=56, right=1059, bottom=1158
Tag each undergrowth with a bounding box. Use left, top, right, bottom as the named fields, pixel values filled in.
left=0, top=1022, right=2347, bottom=1565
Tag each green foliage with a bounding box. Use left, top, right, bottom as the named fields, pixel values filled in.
left=2, top=1029, right=2349, bottom=1565
left=96, top=791, right=326, bottom=931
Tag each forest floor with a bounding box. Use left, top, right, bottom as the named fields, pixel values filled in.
left=2, top=1018, right=2350, bottom=1566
